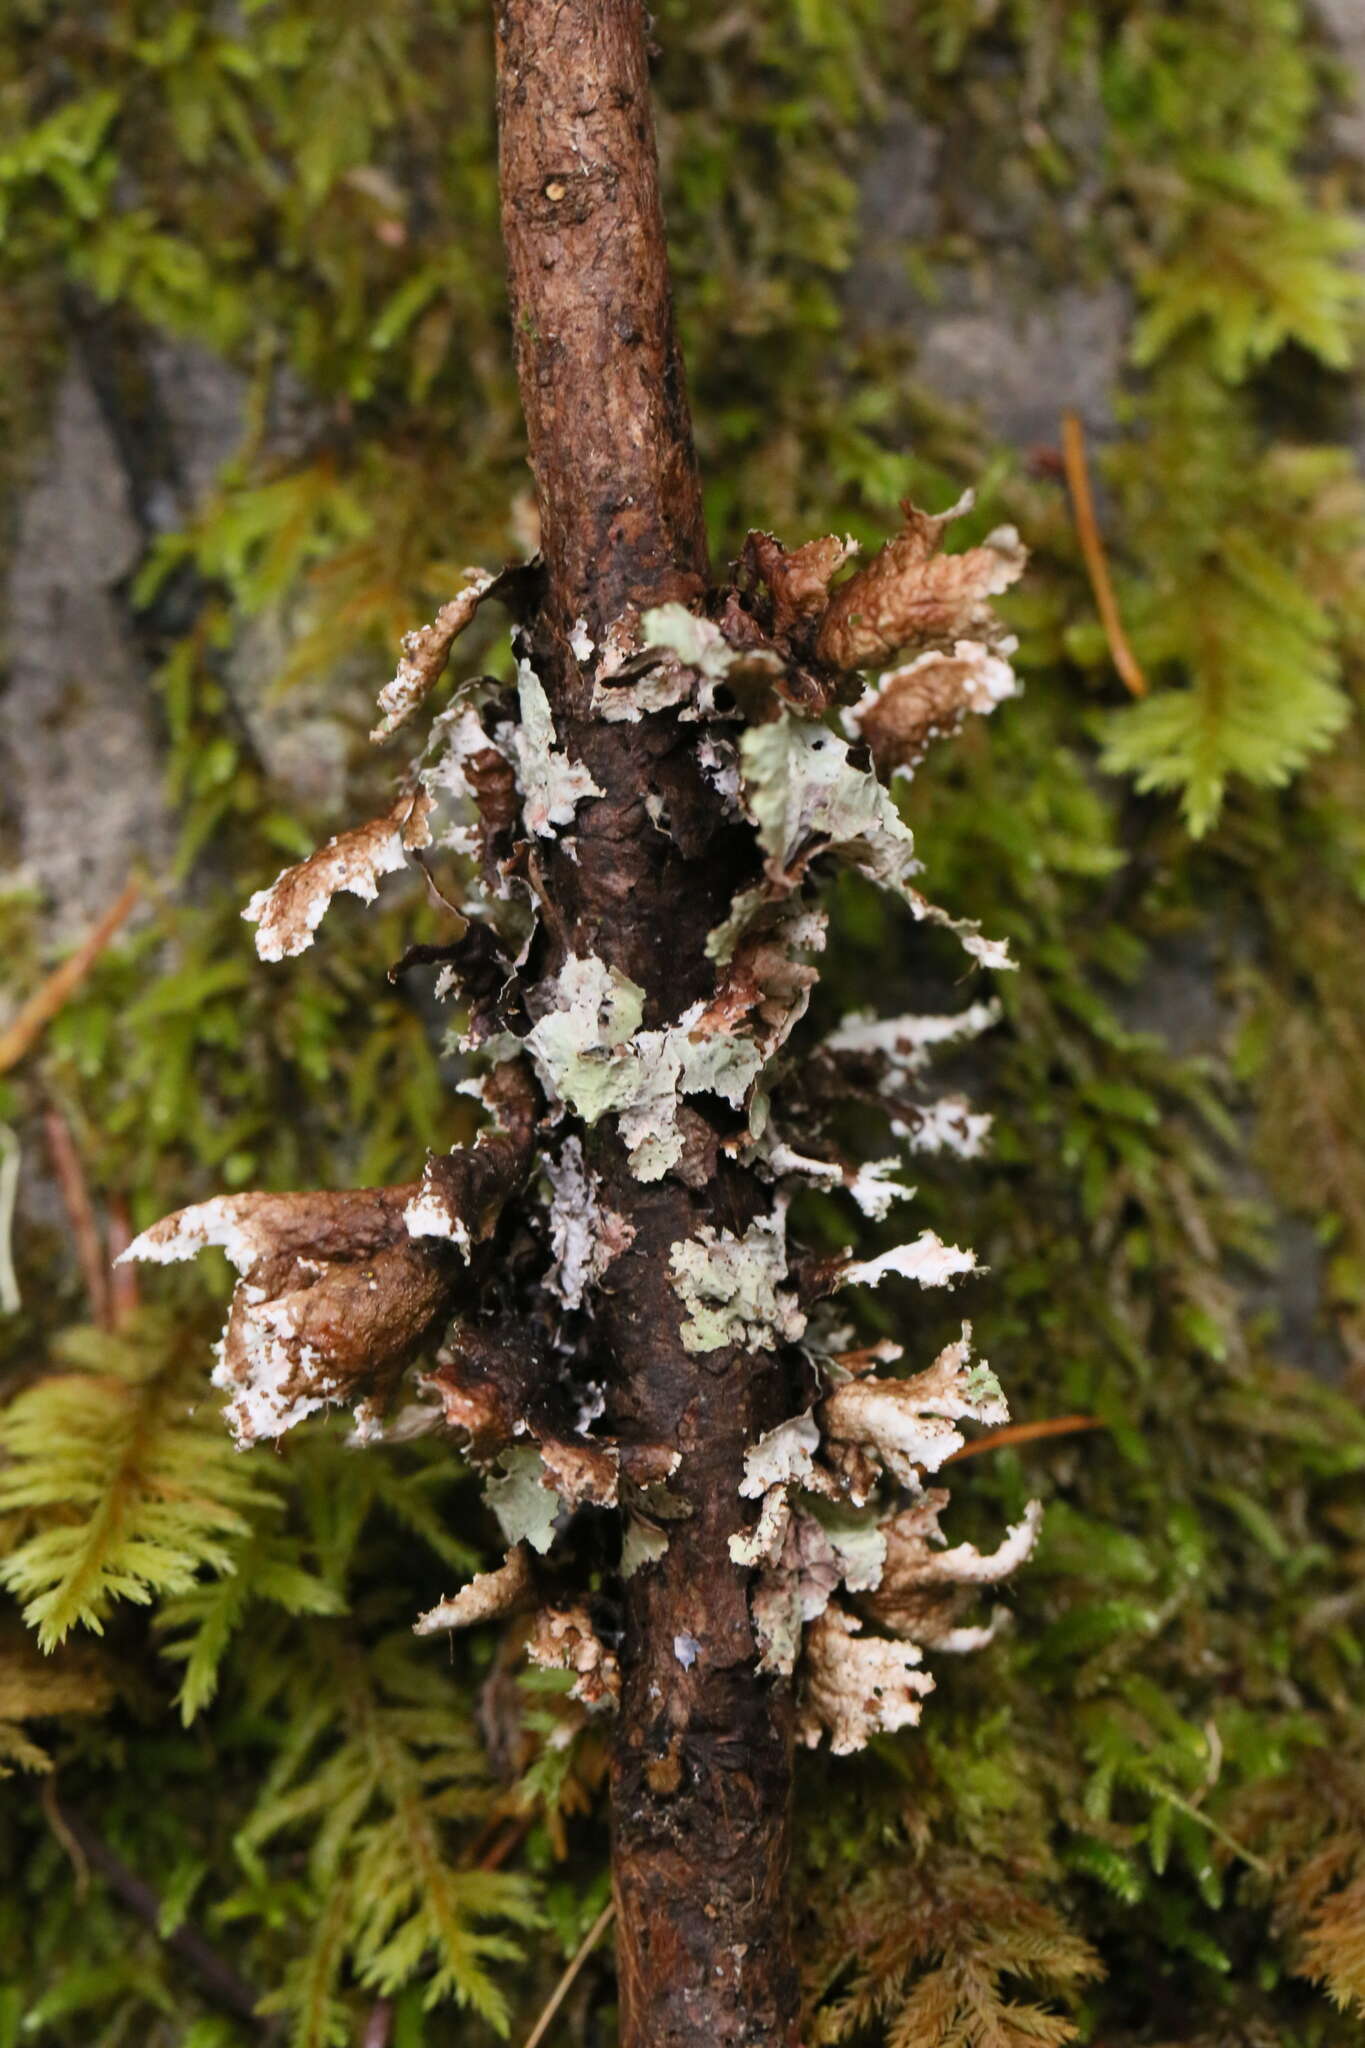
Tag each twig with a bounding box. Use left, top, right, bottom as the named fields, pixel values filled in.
left=478, top=1811, right=534, bottom=1871
left=459, top=1800, right=534, bottom=1875
left=43, top=1790, right=265, bottom=2027
left=39, top=1775, right=90, bottom=1898
left=521, top=1898, right=615, bottom=2048
left=361, top=1998, right=395, bottom=2048
left=0, top=876, right=141, bottom=1076
left=43, top=1104, right=113, bottom=1331
left=944, top=1414, right=1105, bottom=1465
left=106, top=1195, right=140, bottom=1327
left=1142, top=1777, right=1273, bottom=1878
left=1060, top=410, right=1147, bottom=700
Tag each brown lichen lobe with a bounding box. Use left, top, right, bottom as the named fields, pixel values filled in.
left=847, top=638, right=1019, bottom=779
left=414, top=1544, right=534, bottom=1636
left=122, top=1064, right=537, bottom=1446
left=815, top=494, right=1025, bottom=673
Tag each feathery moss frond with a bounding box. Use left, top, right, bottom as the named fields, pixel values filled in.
left=238, top=1628, right=539, bottom=2034
left=256, top=1878, right=353, bottom=2048
left=1100, top=374, right=1364, bottom=834
left=808, top=1850, right=1102, bottom=2047
left=156, top=1524, right=343, bottom=1724
left=0, top=1314, right=272, bottom=1648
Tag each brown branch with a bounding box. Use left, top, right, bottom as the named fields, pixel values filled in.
left=475, top=1811, right=535, bottom=1871
left=1060, top=411, right=1147, bottom=699
left=39, top=1774, right=90, bottom=1897
left=495, top=8, right=800, bottom=2044
left=106, top=1195, right=140, bottom=1327
left=0, top=877, right=140, bottom=1075
left=496, top=0, right=708, bottom=640
left=43, top=1105, right=113, bottom=1331
left=361, top=1999, right=395, bottom=2048
left=944, top=1414, right=1105, bottom=1464
left=43, top=1789, right=265, bottom=2028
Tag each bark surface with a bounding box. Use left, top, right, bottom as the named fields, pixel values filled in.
left=494, top=5, right=800, bottom=2041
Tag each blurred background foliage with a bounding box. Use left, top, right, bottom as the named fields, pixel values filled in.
left=3, top=0, right=1365, bottom=2042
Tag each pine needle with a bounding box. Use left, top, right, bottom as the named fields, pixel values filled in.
left=1061, top=411, right=1147, bottom=700
left=944, top=1415, right=1105, bottom=1465
left=521, top=1899, right=615, bottom=2048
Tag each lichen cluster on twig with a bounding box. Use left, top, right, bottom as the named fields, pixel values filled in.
left=126, top=483, right=1038, bottom=1754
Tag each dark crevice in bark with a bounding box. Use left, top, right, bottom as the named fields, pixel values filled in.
left=494, top=5, right=800, bottom=2041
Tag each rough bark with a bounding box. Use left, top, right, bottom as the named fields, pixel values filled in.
left=494, top=6, right=800, bottom=2042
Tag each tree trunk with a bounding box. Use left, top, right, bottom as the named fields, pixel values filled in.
left=494, top=5, right=800, bottom=2042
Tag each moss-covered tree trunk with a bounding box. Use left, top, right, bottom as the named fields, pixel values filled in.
left=494, top=5, right=800, bottom=2039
